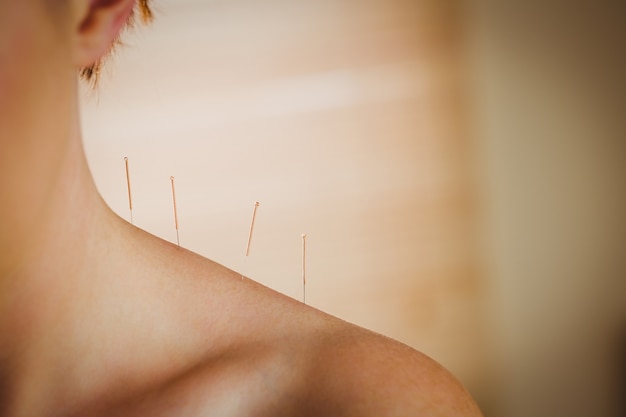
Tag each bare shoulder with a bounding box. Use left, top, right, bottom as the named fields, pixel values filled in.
left=156, top=292, right=482, bottom=417
left=296, top=321, right=483, bottom=417
left=175, top=306, right=484, bottom=417
left=104, top=234, right=482, bottom=417
left=177, top=249, right=482, bottom=417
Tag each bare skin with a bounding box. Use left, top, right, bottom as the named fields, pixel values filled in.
left=0, top=1, right=483, bottom=416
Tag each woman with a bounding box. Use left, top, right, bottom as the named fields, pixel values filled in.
left=0, top=1, right=483, bottom=415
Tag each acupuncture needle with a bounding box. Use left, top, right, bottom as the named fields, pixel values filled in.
left=124, top=157, right=133, bottom=224
left=170, top=176, right=180, bottom=247
left=302, top=233, right=307, bottom=304
left=242, top=201, right=260, bottom=280
left=246, top=201, right=260, bottom=257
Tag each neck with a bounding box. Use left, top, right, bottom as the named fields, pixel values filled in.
left=0, top=117, right=104, bottom=412
left=0, top=118, right=236, bottom=416
left=0, top=5, right=225, bottom=414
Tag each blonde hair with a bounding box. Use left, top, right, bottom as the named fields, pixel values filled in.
left=80, top=0, right=154, bottom=83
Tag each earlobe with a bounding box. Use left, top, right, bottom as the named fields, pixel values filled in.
left=73, top=0, right=136, bottom=68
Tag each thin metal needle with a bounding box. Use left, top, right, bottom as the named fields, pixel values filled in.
left=245, top=202, right=260, bottom=257
left=242, top=201, right=260, bottom=280
left=302, top=233, right=307, bottom=304
left=170, top=176, right=180, bottom=247
left=124, top=157, right=133, bottom=224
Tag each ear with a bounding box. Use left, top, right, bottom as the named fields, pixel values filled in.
left=73, top=0, right=137, bottom=68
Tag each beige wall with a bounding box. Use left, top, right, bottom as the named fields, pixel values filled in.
left=467, top=1, right=626, bottom=416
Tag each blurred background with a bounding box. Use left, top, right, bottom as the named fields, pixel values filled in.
left=79, top=0, right=626, bottom=415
